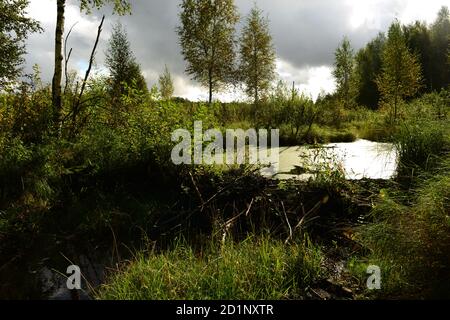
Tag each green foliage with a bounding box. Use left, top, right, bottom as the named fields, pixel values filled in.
left=158, top=65, right=174, bottom=101
left=376, top=21, right=423, bottom=122
left=333, top=37, right=357, bottom=109
left=251, top=80, right=318, bottom=144
left=414, top=89, right=450, bottom=120
left=105, top=23, right=148, bottom=99
left=403, top=21, right=433, bottom=93
left=305, top=125, right=356, bottom=144
left=0, top=0, right=42, bottom=88
left=355, top=33, right=385, bottom=109
left=280, top=91, right=316, bottom=142
left=430, top=6, right=450, bottom=91
left=177, top=0, right=239, bottom=103
left=353, top=7, right=450, bottom=109
left=0, top=135, right=33, bottom=181
left=79, top=0, right=131, bottom=15
left=239, top=5, right=276, bottom=104
left=0, top=78, right=53, bottom=144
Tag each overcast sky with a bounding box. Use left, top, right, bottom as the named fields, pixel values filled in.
left=24, top=0, right=448, bottom=101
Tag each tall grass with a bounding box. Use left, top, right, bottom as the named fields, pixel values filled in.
left=97, top=235, right=325, bottom=300
left=353, top=155, right=450, bottom=298
left=349, top=98, right=449, bottom=298
left=395, top=119, right=446, bottom=174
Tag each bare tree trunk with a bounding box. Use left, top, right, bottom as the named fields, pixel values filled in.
left=292, top=81, right=296, bottom=100
left=208, top=68, right=213, bottom=104
left=394, top=94, right=398, bottom=123
left=209, top=83, right=213, bottom=104
left=52, top=0, right=66, bottom=133
left=253, top=48, right=259, bottom=105
left=300, top=113, right=317, bottom=142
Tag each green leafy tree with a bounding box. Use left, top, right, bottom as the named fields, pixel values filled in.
left=159, top=65, right=174, bottom=100
left=354, top=33, right=385, bottom=109
left=333, top=37, right=356, bottom=109
left=105, top=22, right=147, bottom=99
left=51, top=0, right=131, bottom=128
left=376, top=21, right=422, bottom=122
left=430, top=6, right=450, bottom=91
left=283, top=87, right=316, bottom=142
left=403, top=21, right=433, bottom=92
left=239, top=5, right=276, bottom=104
left=0, top=0, right=42, bottom=89
left=448, top=48, right=450, bottom=66
left=177, top=0, right=239, bottom=104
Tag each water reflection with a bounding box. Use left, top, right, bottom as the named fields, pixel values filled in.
left=264, top=139, right=398, bottom=180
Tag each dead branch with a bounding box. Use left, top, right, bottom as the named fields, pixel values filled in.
left=293, top=199, right=323, bottom=233
left=200, top=167, right=260, bottom=211
left=70, top=15, right=105, bottom=136
left=64, top=22, right=78, bottom=94
left=189, top=171, right=205, bottom=206
left=282, top=201, right=293, bottom=244
left=223, top=198, right=254, bottom=227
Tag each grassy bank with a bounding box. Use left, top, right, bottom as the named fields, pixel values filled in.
left=348, top=114, right=450, bottom=299
left=349, top=159, right=450, bottom=298
left=97, top=235, right=325, bottom=300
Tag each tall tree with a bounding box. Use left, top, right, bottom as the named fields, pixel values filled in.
left=333, top=37, right=356, bottom=109
left=376, top=21, right=422, bottom=122
left=105, top=22, right=147, bottom=98
left=0, top=0, right=42, bottom=88
left=177, top=0, right=239, bottom=104
left=51, top=0, right=131, bottom=129
left=159, top=65, right=174, bottom=100
left=430, top=6, right=450, bottom=91
left=239, top=5, right=276, bottom=104
left=355, top=33, right=385, bottom=109
left=403, top=21, right=433, bottom=92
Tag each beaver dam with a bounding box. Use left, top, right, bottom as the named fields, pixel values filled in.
left=0, top=139, right=400, bottom=299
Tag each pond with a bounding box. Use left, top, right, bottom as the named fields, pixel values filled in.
left=261, top=139, right=398, bottom=181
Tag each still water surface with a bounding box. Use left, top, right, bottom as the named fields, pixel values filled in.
left=262, top=139, right=398, bottom=180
